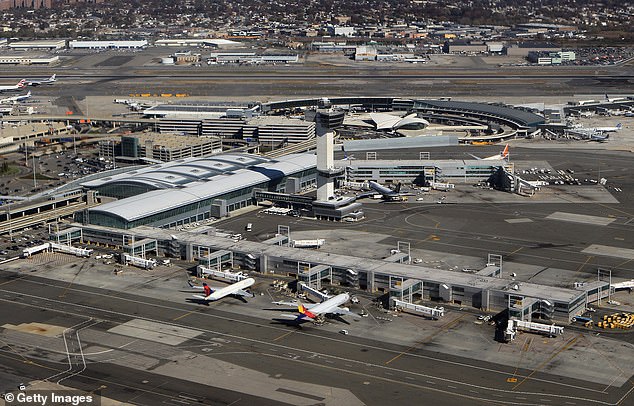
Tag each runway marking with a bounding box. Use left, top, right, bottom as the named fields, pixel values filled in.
left=578, top=335, right=632, bottom=393
left=597, top=203, right=634, bottom=219
left=573, top=256, right=594, bottom=275
left=172, top=310, right=197, bottom=321
left=583, top=244, right=634, bottom=260
left=0, top=280, right=620, bottom=403
left=615, top=258, right=633, bottom=269
left=273, top=330, right=295, bottom=342
left=0, top=275, right=29, bottom=286
left=385, top=314, right=465, bottom=365
left=58, top=262, right=87, bottom=299
left=0, top=351, right=59, bottom=372
left=508, top=247, right=524, bottom=256
left=512, top=334, right=580, bottom=391
left=546, top=212, right=616, bottom=226
left=3, top=295, right=627, bottom=406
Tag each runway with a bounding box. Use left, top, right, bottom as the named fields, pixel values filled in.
left=1, top=67, right=633, bottom=99
left=0, top=270, right=632, bottom=405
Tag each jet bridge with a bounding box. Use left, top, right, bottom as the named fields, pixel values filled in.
left=198, top=249, right=234, bottom=271
left=51, top=242, right=92, bottom=257
left=392, top=298, right=444, bottom=319
left=504, top=319, right=564, bottom=342
left=298, top=281, right=330, bottom=301
left=22, top=242, right=92, bottom=258
left=197, top=266, right=248, bottom=282
left=298, top=264, right=332, bottom=289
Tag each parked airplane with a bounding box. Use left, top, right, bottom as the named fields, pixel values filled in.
left=593, top=123, right=622, bottom=132
left=274, top=292, right=360, bottom=324
left=26, top=74, right=56, bottom=86
left=368, top=180, right=413, bottom=201
left=189, top=278, right=255, bottom=302
left=0, top=79, right=26, bottom=92
left=589, top=132, right=610, bottom=142
left=469, top=144, right=509, bottom=161
left=0, top=91, right=31, bottom=104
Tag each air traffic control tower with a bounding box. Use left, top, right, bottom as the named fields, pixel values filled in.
left=315, top=98, right=345, bottom=201
left=311, top=98, right=364, bottom=221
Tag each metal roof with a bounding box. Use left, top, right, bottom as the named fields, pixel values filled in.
left=88, top=153, right=316, bottom=222
left=81, top=153, right=270, bottom=190
left=117, top=225, right=585, bottom=304
left=342, top=136, right=459, bottom=152
left=413, top=100, right=545, bottom=128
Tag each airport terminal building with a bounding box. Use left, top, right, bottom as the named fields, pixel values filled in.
left=74, top=224, right=597, bottom=323
left=76, top=150, right=510, bottom=229
left=341, top=158, right=507, bottom=185
left=77, top=153, right=318, bottom=229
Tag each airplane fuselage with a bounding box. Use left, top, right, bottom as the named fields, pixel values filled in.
left=307, top=293, right=350, bottom=316
left=204, top=277, right=255, bottom=301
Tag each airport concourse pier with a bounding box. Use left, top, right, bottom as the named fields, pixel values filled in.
left=79, top=224, right=590, bottom=323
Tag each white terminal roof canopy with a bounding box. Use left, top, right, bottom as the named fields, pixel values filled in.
left=86, top=153, right=316, bottom=222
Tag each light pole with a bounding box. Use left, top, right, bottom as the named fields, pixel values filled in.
left=32, top=155, right=37, bottom=189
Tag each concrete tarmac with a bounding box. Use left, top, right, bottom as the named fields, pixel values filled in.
left=1, top=269, right=633, bottom=405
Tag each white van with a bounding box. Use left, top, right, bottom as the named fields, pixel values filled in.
left=245, top=223, right=253, bottom=232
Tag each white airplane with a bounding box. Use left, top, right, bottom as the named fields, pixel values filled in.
left=367, top=180, right=412, bottom=201
left=472, top=144, right=509, bottom=161
left=0, top=79, right=26, bottom=92
left=275, top=292, right=360, bottom=323
left=593, top=123, right=622, bottom=132
left=0, top=91, right=31, bottom=104
left=26, top=74, right=56, bottom=86
left=190, top=278, right=255, bottom=302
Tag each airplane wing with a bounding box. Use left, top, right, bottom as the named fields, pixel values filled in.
left=192, top=294, right=215, bottom=301
left=272, top=301, right=319, bottom=309
left=331, top=307, right=362, bottom=318
left=235, top=289, right=254, bottom=298
left=278, top=313, right=303, bottom=320
left=187, top=280, right=224, bottom=291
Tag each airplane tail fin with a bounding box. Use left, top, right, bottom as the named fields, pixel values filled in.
left=17, top=79, right=26, bottom=88
left=395, top=182, right=402, bottom=193
left=50, top=74, right=56, bottom=80
left=501, top=144, right=509, bottom=160
left=26, top=91, right=31, bottom=97
left=297, top=302, right=316, bottom=319
left=617, top=123, right=622, bottom=129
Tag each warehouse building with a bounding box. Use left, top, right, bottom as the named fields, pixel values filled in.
left=154, top=38, right=242, bottom=48
left=8, top=39, right=66, bottom=50
left=69, top=40, right=148, bottom=49
left=209, top=52, right=299, bottom=64
left=0, top=55, right=59, bottom=65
